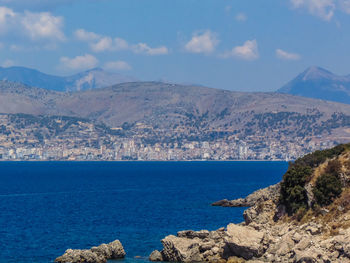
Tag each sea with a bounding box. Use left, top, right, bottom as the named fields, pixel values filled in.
left=0, top=161, right=288, bottom=263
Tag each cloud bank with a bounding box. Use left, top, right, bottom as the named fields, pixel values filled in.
left=75, top=28, right=169, bottom=56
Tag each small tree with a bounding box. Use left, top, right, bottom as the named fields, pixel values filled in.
left=280, top=165, right=312, bottom=215
left=313, top=173, right=342, bottom=206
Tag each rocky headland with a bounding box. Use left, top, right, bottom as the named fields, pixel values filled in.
left=150, top=144, right=350, bottom=263
left=55, top=240, right=125, bottom=263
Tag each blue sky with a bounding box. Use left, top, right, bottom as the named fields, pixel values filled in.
left=0, top=0, right=350, bottom=91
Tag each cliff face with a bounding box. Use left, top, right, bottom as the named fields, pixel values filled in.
left=151, top=144, right=350, bottom=263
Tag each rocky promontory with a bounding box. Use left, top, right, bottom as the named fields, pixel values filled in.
left=150, top=144, right=350, bottom=263
left=211, top=183, right=281, bottom=207
left=55, top=240, right=125, bottom=263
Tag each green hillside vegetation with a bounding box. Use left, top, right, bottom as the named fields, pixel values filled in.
left=279, top=144, right=350, bottom=216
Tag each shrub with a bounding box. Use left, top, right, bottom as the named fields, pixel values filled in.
left=294, top=144, right=346, bottom=168
left=280, top=165, right=312, bottom=215
left=324, top=159, right=342, bottom=177
left=313, top=173, right=342, bottom=206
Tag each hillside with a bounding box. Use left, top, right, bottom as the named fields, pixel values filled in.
left=0, top=66, right=136, bottom=92
left=152, top=145, right=350, bottom=263
left=1, top=80, right=350, bottom=160
left=278, top=66, right=350, bottom=104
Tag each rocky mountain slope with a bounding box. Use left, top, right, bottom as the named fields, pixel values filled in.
left=278, top=66, right=350, bottom=104
left=0, top=66, right=136, bottom=92
left=151, top=144, right=350, bottom=262
left=1, top=80, right=350, bottom=137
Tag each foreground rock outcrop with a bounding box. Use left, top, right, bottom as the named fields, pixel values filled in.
left=55, top=240, right=125, bottom=263
left=151, top=197, right=350, bottom=262
left=151, top=144, right=350, bottom=263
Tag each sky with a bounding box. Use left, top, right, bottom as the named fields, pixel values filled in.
left=0, top=0, right=350, bottom=92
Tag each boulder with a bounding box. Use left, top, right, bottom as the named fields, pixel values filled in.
left=224, top=224, right=264, bottom=260
left=294, top=249, right=318, bottom=263
left=55, top=240, right=125, bottom=263
left=160, top=235, right=203, bottom=262
left=55, top=249, right=106, bottom=263
left=149, top=250, right=163, bottom=261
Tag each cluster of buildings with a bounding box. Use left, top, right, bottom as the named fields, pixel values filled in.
left=0, top=137, right=338, bottom=161
left=0, top=114, right=342, bottom=161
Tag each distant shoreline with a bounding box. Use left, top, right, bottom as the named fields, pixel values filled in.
left=0, top=159, right=289, bottom=162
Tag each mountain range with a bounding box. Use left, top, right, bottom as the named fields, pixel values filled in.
left=0, top=66, right=349, bottom=149
left=0, top=66, right=136, bottom=92
left=1, top=65, right=350, bottom=105
left=0, top=80, right=349, bottom=144
left=278, top=66, right=350, bottom=104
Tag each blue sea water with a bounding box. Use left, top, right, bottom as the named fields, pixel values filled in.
left=0, top=161, right=288, bottom=263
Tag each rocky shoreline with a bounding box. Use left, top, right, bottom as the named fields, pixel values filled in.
left=149, top=197, right=350, bottom=263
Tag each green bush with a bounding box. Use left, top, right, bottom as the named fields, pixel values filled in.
left=294, top=144, right=347, bottom=168
left=324, top=159, right=342, bottom=177
left=280, top=165, right=312, bottom=215
left=313, top=173, right=342, bottom=206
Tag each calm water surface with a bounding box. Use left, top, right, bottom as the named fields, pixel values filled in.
left=0, top=161, right=288, bottom=263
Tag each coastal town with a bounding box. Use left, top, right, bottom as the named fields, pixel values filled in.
left=0, top=113, right=339, bottom=161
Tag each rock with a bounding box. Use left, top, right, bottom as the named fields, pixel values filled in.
left=295, top=238, right=312, bottom=251
left=149, top=250, right=163, bottom=261
left=226, top=256, right=245, bottom=263
left=160, top=235, right=203, bottom=262
left=276, top=235, right=294, bottom=256
left=55, top=240, right=125, bottom=263
left=293, top=232, right=303, bottom=243
left=305, top=225, right=321, bottom=235
left=177, top=230, right=210, bottom=239
left=55, top=249, right=107, bottom=263
left=212, top=183, right=281, bottom=208
left=294, top=249, right=318, bottom=263
left=212, top=199, right=238, bottom=207
left=243, top=200, right=276, bottom=225
left=224, top=224, right=264, bottom=260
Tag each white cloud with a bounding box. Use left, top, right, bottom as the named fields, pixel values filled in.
left=75, top=28, right=168, bottom=55
left=221, top=39, right=259, bottom=60
left=2, top=59, right=15, bottom=67
left=74, top=28, right=100, bottom=42
left=290, top=0, right=335, bottom=20
left=90, top=36, right=129, bottom=52
left=60, top=54, right=98, bottom=70
left=339, top=0, right=350, bottom=13
left=104, top=60, right=132, bottom=71
left=0, top=6, right=65, bottom=42
left=21, top=11, right=65, bottom=41
left=185, top=30, right=219, bottom=54
left=0, top=6, right=15, bottom=33
left=235, top=13, right=247, bottom=22
left=276, top=49, right=301, bottom=60
left=132, top=43, right=168, bottom=55
left=90, top=37, right=113, bottom=52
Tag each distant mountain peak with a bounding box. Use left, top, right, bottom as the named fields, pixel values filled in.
left=277, top=66, right=350, bottom=104
left=299, top=66, right=335, bottom=81
left=0, top=66, right=137, bottom=92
